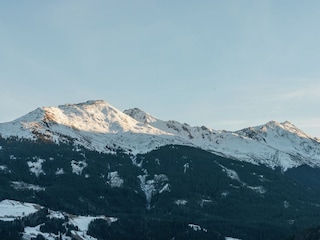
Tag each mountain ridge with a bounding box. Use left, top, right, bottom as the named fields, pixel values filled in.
left=0, top=100, right=319, bottom=170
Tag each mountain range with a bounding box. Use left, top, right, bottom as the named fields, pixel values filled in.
left=0, top=100, right=319, bottom=240
left=0, top=100, right=319, bottom=170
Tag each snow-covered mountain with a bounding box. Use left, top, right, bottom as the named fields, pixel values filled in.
left=0, top=100, right=319, bottom=170
left=0, top=100, right=188, bottom=155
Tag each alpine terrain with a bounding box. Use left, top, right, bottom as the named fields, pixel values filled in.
left=0, top=100, right=319, bottom=240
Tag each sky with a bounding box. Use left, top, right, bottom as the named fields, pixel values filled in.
left=1, top=1, right=320, bottom=137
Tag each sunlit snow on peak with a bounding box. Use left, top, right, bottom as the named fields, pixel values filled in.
left=124, top=108, right=158, bottom=124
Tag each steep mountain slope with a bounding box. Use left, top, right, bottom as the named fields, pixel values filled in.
left=0, top=100, right=319, bottom=170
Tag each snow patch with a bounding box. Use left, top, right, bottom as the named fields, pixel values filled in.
left=218, top=163, right=266, bottom=194
left=67, top=215, right=118, bottom=240
left=138, top=173, right=169, bottom=209
left=288, top=219, right=295, bottom=225
left=25, top=228, right=68, bottom=240
left=183, top=163, right=189, bottom=173
left=11, top=181, right=46, bottom=191
left=23, top=216, right=116, bottom=240
left=200, top=199, right=213, bottom=208
left=71, top=160, right=87, bottom=175
left=55, top=168, right=65, bottom=175
left=159, top=183, right=170, bottom=193
left=284, top=200, right=290, bottom=208
left=218, top=163, right=240, bottom=182
left=27, top=157, right=45, bottom=177
left=221, top=191, right=229, bottom=197
left=107, top=171, right=124, bottom=187
left=0, top=199, right=41, bottom=221
left=48, top=210, right=65, bottom=219
left=131, top=156, right=143, bottom=167
left=188, top=223, right=208, bottom=232
left=174, top=200, right=188, bottom=206
left=0, top=165, right=8, bottom=171
left=247, top=186, right=266, bottom=194
left=155, top=158, right=160, bottom=165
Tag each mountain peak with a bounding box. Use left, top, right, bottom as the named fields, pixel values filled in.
left=258, top=120, right=311, bottom=139
left=237, top=120, right=312, bottom=141
left=58, top=100, right=115, bottom=111
left=264, top=120, right=295, bottom=128
left=70, top=99, right=103, bottom=104
left=39, top=100, right=144, bottom=134
left=0, top=100, right=179, bottom=154
left=124, top=108, right=157, bottom=124
left=83, top=99, right=105, bottom=105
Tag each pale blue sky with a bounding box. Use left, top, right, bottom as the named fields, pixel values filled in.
left=1, top=1, right=320, bottom=137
